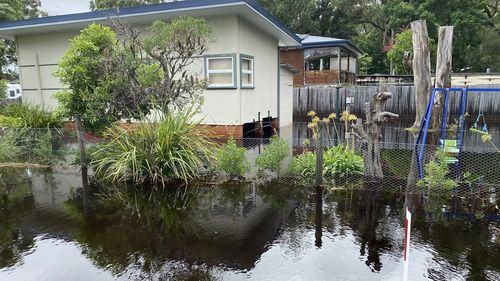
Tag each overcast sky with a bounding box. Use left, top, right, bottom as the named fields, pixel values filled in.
left=41, top=0, right=90, bottom=15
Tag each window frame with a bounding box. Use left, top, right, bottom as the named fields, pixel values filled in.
left=9, top=90, right=15, bottom=97
left=204, top=54, right=237, bottom=89
left=240, top=54, right=255, bottom=89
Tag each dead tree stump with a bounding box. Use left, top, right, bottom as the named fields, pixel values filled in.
left=353, top=83, right=399, bottom=179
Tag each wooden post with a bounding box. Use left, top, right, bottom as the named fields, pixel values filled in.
left=315, top=124, right=324, bottom=187
left=411, top=20, right=432, bottom=128
left=431, top=27, right=454, bottom=131
left=75, top=115, right=89, bottom=213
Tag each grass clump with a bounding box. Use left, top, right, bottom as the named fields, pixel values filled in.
left=0, top=130, right=23, bottom=162
left=216, top=139, right=250, bottom=179
left=289, top=151, right=316, bottom=179
left=256, top=136, right=291, bottom=176
left=91, top=108, right=215, bottom=185
left=0, top=104, right=62, bottom=128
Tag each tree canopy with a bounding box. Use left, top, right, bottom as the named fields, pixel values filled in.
left=259, top=0, right=500, bottom=73
left=89, top=0, right=163, bottom=10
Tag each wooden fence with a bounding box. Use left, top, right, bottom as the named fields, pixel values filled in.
left=293, top=85, right=500, bottom=119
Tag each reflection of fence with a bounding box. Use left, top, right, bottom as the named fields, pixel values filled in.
left=1, top=128, right=498, bottom=198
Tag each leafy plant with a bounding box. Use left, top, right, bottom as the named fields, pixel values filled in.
left=0, top=104, right=61, bottom=128
left=255, top=136, right=290, bottom=176
left=323, top=145, right=363, bottom=178
left=417, top=149, right=457, bottom=190
left=289, top=151, right=316, bottom=179
left=0, top=79, right=7, bottom=99
left=91, top=107, right=215, bottom=185
left=216, top=139, right=250, bottom=179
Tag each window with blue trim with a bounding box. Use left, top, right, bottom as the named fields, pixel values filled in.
left=205, top=55, right=235, bottom=88
left=240, top=55, right=254, bottom=88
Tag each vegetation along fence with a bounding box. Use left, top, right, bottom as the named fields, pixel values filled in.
left=293, top=85, right=500, bottom=119
left=1, top=127, right=498, bottom=199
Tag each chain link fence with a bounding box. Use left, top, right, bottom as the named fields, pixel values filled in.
left=1, top=127, right=499, bottom=200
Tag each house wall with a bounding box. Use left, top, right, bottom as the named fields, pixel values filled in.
left=279, top=68, right=293, bottom=128
left=238, top=16, right=279, bottom=126
left=14, top=15, right=283, bottom=131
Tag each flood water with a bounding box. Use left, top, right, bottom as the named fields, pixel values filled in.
left=1, top=168, right=499, bottom=281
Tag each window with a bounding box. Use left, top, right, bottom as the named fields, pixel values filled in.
left=205, top=55, right=236, bottom=89
left=16, top=89, right=20, bottom=94
left=9, top=90, right=15, bottom=97
left=240, top=55, right=254, bottom=88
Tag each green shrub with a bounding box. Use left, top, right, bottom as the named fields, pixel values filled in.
left=0, top=104, right=62, bottom=128
left=417, top=149, right=457, bottom=190
left=323, top=145, right=364, bottom=178
left=255, top=136, right=290, bottom=175
left=0, top=79, right=7, bottom=99
left=216, top=139, right=250, bottom=179
left=91, top=108, right=215, bottom=185
left=28, top=129, right=64, bottom=165
left=289, top=151, right=316, bottom=179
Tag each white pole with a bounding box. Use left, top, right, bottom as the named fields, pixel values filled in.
left=403, top=207, right=412, bottom=281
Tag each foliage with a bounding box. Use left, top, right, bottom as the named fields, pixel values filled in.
left=55, top=18, right=214, bottom=132
left=0, top=103, right=62, bottom=128
left=289, top=151, right=316, bottom=179
left=323, top=145, right=364, bottom=178
left=255, top=136, right=291, bottom=176
left=90, top=0, right=163, bottom=10
left=0, top=79, right=7, bottom=99
left=417, top=149, right=457, bottom=190
left=27, top=129, right=63, bottom=165
left=91, top=107, right=215, bottom=185
left=55, top=23, right=119, bottom=131
left=480, top=132, right=500, bottom=153
left=386, top=29, right=413, bottom=75
left=216, top=139, right=250, bottom=179
left=0, top=129, right=23, bottom=162
left=258, top=0, right=319, bottom=35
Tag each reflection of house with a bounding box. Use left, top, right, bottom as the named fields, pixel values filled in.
left=281, top=34, right=363, bottom=86
left=0, top=0, right=300, bottom=138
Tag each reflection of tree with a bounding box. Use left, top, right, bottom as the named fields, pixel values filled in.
left=0, top=168, right=35, bottom=269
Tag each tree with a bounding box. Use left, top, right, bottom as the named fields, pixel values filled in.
left=258, top=0, right=319, bottom=34
left=55, top=18, right=214, bottom=131
left=387, top=29, right=413, bottom=75
left=90, top=0, right=163, bottom=10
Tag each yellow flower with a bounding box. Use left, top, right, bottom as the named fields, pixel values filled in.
left=348, top=114, right=357, bottom=122
left=328, top=113, right=336, bottom=120
left=312, top=116, right=320, bottom=123
left=482, top=133, right=492, bottom=143
left=307, top=122, right=317, bottom=129
left=340, top=110, right=350, bottom=121
left=307, top=111, right=316, bottom=117
left=322, top=117, right=330, bottom=124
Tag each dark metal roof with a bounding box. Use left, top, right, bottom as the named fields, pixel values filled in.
left=0, top=0, right=301, bottom=44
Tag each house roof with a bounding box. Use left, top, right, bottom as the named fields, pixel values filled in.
left=295, top=34, right=363, bottom=56
left=0, top=0, right=301, bottom=46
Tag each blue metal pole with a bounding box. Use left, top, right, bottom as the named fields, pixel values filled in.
left=454, top=88, right=468, bottom=178
left=418, top=89, right=437, bottom=179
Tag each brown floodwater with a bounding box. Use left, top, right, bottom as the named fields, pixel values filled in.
left=0, top=167, right=499, bottom=281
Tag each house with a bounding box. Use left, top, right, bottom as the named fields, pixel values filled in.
left=6, top=83, right=22, bottom=99
left=280, top=34, right=363, bottom=86
left=0, top=0, right=301, bottom=138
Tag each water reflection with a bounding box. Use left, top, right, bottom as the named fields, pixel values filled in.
left=0, top=168, right=499, bottom=280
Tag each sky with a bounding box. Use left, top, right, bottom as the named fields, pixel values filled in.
left=41, top=0, right=90, bottom=16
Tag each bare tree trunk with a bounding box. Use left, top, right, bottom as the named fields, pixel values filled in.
left=411, top=20, right=432, bottom=129
left=430, top=27, right=454, bottom=132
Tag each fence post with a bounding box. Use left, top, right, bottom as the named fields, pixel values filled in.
left=75, top=115, right=89, bottom=213
left=315, top=124, right=324, bottom=187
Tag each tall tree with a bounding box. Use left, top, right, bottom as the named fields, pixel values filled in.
left=258, top=0, right=319, bottom=35
left=90, top=0, right=163, bottom=10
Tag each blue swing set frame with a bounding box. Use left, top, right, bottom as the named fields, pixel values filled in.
left=415, top=87, right=500, bottom=180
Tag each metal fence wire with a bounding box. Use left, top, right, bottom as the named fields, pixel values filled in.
left=1, top=127, right=499, bottom=199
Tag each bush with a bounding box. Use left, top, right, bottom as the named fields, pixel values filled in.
left=216, top=139, right=250, bottom=179
left=0, top=79, right=7, bottom=99
left=289, top=151, right=316, bottom=179
left=255, top=136, right=290, bottom=175
left=91, top=108, right=215, bottom=185
left=323, top=145, right=364, bottom=178
left=0, top=104, right=61, bottom=128
left=417, top=149, right=457, bottom=190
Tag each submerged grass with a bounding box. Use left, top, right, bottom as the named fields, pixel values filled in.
left=91, top=108, right=215, bottom=185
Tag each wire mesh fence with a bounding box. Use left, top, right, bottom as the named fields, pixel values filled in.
left=0, top=127, right=499, bottom=200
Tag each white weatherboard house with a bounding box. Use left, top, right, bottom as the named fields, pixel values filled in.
left=0, top=0, right=300, bottom=138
